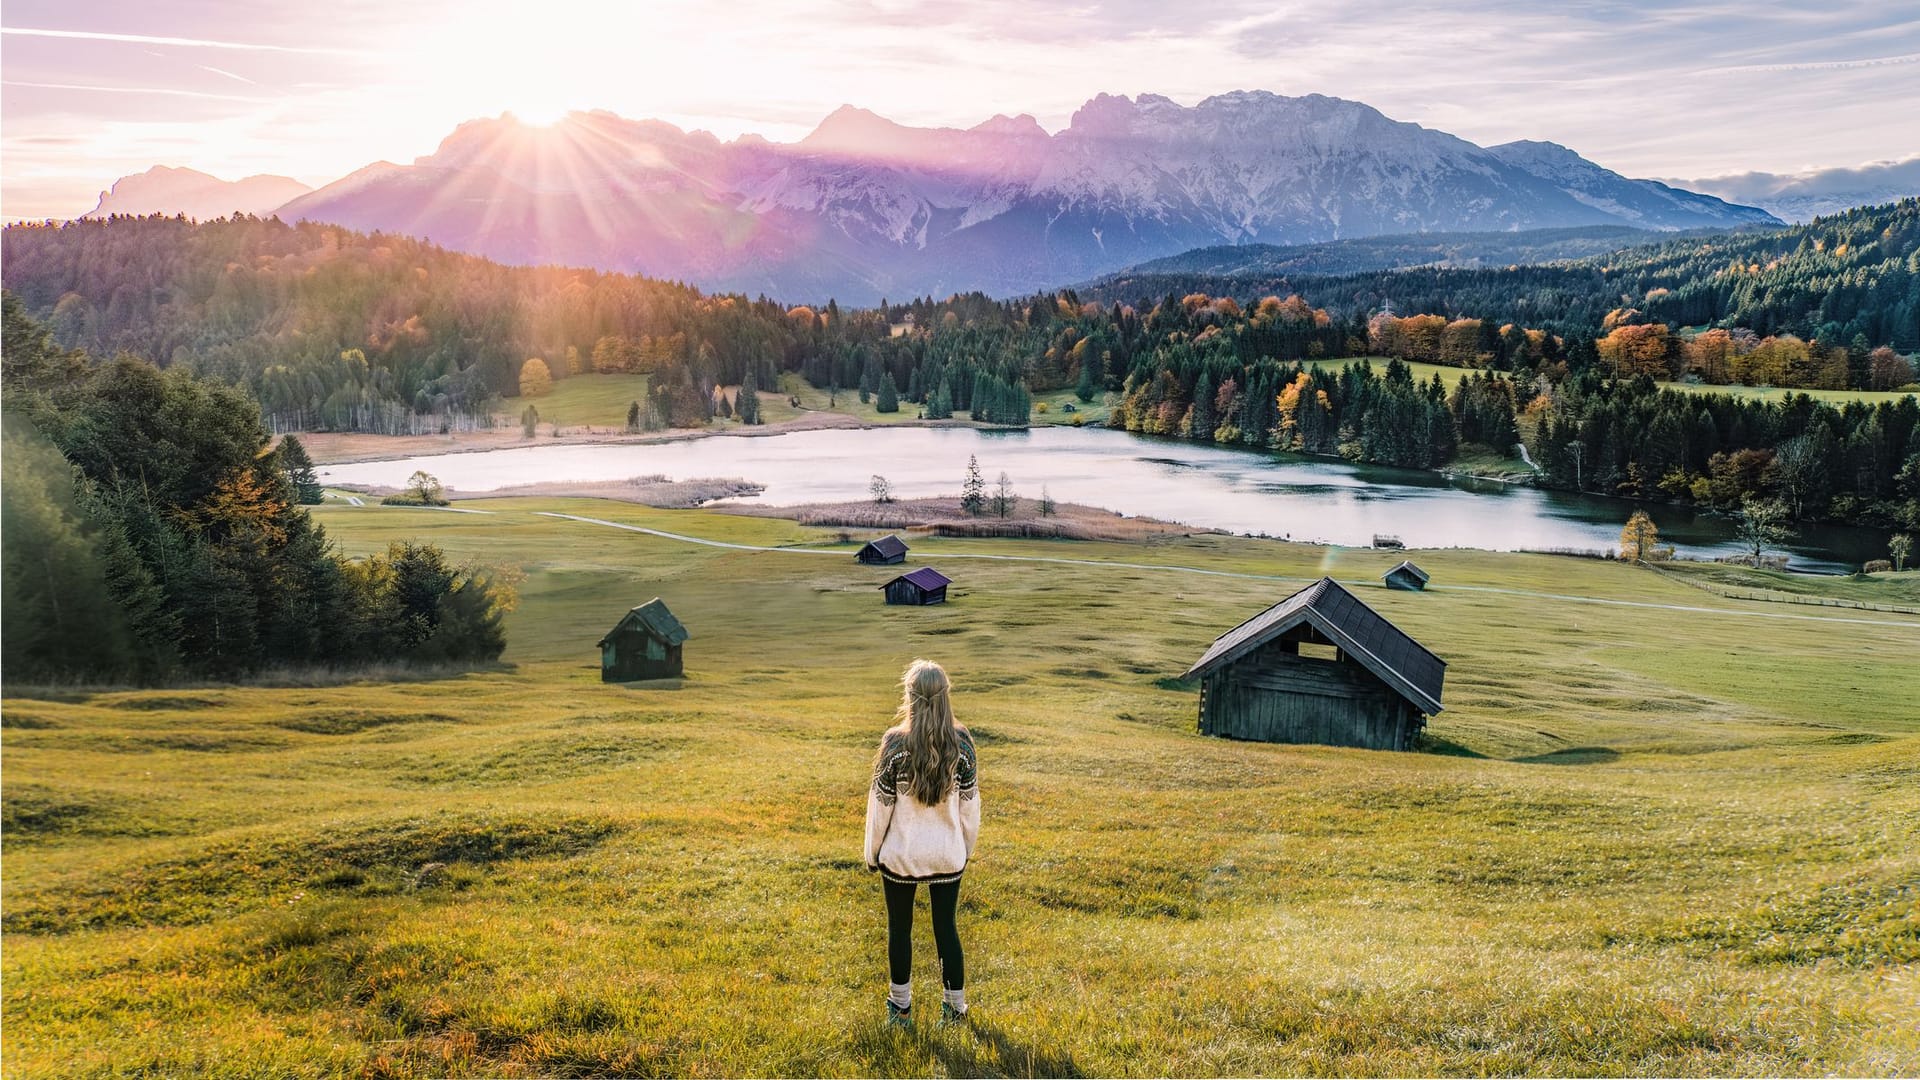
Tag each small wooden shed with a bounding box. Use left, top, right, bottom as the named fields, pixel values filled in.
left=856, top=535, right=909, bottom=565
left=597, top=598, right=689, bottom=681
left=1383, top=560, right=1429, bottom=591
left=1183, top=578, right=1444, bottom=750
left=882, top=567, right=950, bottom=606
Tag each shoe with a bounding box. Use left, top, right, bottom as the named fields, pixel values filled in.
left=886, top=1000, right=912, bottom=1030
left=940, top=1002, right=969, bottom=1026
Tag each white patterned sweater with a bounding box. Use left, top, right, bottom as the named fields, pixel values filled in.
left=863, top=728, right=980, bottom=884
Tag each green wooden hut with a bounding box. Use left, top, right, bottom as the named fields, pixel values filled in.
left=1183, top=578, right=1444, bottom=750
left=598, top=598, right=688, bottom=681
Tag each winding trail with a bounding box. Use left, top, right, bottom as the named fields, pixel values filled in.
left=536, top=512, right=1920, bottom=630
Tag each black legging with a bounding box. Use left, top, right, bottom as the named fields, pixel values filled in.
left=883, top=877, right=963, bottom=990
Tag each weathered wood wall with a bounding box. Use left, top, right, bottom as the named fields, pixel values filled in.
left=1199, top=638, right=1418, bottom=750
left=883, top=581, right=945, bottom=605
left=601, top=628, right=683, bottom=681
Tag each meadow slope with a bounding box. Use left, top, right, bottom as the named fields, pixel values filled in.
left=4, top=500, right=1917, bottom=1077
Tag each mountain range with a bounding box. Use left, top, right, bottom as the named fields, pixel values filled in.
left=93, top=91, right=1784, bottom=303
left=87, top=166, right=312, bottom=221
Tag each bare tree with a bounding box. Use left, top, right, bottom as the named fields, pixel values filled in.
left=993, top=471, right=1015, bottom=518
left=869, top=474, right=893, bottom=504
left=1039, top=483, right=1056, bottom=517
left=1735, top=498, right=1791, bottom=564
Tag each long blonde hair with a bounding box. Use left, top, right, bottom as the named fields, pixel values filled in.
left=883, top=659, right=964, bottom=805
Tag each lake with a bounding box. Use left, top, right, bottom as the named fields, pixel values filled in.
left=317, top=425, right=1889, bottom=572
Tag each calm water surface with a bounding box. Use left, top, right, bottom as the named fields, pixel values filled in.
left=318, top=426, right=1887, bottom=572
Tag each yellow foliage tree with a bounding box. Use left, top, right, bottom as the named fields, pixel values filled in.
left=1619, top=509, right=1659, bottom=562
left=518, top=357, right=553, bottom=398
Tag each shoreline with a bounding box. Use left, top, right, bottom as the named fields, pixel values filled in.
left=296, top=410, right=1036, bottom=466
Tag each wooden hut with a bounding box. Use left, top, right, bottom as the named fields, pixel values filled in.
left=1383, top=560, right=1429, bottom=591
left=1183, top=578, right=1444, bottom=750
left=856, top=535, right=909, bottom=565
left=881, top=567, right=950, bottom=606
left=597, top=598, right=689, bottom=681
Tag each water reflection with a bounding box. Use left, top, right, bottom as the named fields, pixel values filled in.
left=317, top=425, right=1888, bottom=572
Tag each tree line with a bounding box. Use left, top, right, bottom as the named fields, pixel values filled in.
left=1080, top=199, right=1920, bottom=385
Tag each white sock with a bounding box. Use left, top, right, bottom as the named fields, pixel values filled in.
left=888, top=982, right=911, bottom=1010
left=943, top=987, right=966, bottom=1014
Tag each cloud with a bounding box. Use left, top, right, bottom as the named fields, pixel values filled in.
left=1665, top=156, right=1920, bottom=200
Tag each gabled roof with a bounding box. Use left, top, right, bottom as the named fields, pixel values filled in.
left=860, top=535, right=908, bottom=557
left=598, top=598, right=689, bottom=647
left=1386, top=560, right=1429, bottom=583
left=1182, top=578, right=1445, bottom=714
left=883, top=567, right=951, bottom=591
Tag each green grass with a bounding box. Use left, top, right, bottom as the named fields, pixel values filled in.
left=5, top=499, right=1918, bottom=1076
left=1329, top=358, right=1916, bottom=406
left=761, top=372, right=926, bottom=426
left=518, top=374, right=652, bottom=429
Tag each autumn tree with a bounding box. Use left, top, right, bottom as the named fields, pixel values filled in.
left=1619, top=509, right=1660, bottom=562
left=519, top=357, right=553, bottom=397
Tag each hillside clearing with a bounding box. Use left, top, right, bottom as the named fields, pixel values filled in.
left=4, top=500, right=1916, bottom=1077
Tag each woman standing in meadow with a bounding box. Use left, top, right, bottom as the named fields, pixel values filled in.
left=864, top=659, right=979, bottom=1028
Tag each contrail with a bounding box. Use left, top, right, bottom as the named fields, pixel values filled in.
left=1, top=25, right=371, bottom=56
left=2, top=79, right=273, bottom=102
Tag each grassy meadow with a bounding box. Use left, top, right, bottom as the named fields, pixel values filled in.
left=4, top=499, right=1918, bottom=1077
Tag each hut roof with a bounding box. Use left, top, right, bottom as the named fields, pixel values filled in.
left=862, top=535, right=909, bottom=558
left=1387, top=560, right=1430, bottom=584
left=1182, top=578, right=1445, bottom=714
left=597, top=598, right=690, bottom=647
left=883, top=567, right=951, bottom=591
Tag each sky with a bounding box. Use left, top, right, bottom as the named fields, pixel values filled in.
left=4, top=0, right=1919, bottom=222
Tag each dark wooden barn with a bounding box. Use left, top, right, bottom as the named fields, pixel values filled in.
left=1383, top=560, right=1430, bottom=591
left=1183, top=578, right=1444, bottom=750
left=597, top=598, right=689, bottom=682
left=856, top=535, right=909, bottom=565
left=881, top=567, right=950, bottom=605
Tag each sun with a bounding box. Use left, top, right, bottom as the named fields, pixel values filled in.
left=506, top=103, right=573, bottom=128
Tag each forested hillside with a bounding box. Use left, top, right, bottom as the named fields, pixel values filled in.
left=1, top=299, right=516, bottom=683
left=5, top=213, right=1917, bottom=537
left=1089, top=200, right=1920, bottom=358
left=1104, top=225, right=1674, bottom=279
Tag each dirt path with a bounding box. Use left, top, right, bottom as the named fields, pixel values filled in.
left=534, top=512, right=1920, bottom=630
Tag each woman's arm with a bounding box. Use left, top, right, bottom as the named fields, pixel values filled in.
left=957, top=741, right=979, bottom=859
left=863, top=748, right=898, bottom=870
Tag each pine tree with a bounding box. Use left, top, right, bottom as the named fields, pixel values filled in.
left=627, top=400, right=641, bottom=432
left=522, top=404, right=539, bottom=438
left=275, top=434, right=323, bottom=504
left=1076, top=357, right=1098, bottom=403
left=876, top=373, right=899, bottom=413
left=961, top=455, right=985, bottom=516
left=738, top=371, right=762, bottom=425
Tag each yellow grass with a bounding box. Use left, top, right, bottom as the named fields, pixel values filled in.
left=4, top=499, right=1917, bottom=1076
